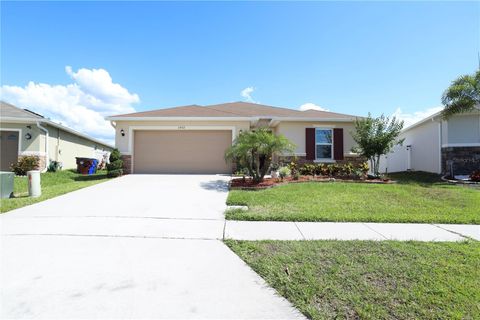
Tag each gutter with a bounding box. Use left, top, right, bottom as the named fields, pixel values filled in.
left=3, top=116, right=114, bottom=149
left=105, top=116, right=356, bottom=122
left=36, top=121, right=49, bottom=172
left=105, top=116, right=254, bottom=121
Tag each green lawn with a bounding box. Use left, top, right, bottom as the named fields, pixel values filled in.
left=227, top=240, right=480, bottom=320
left=0, top=169, right=111, bottom=213
left=226, top=172, right=480, bottom=224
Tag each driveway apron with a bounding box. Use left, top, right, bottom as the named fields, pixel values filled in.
left=1, top=174, right=304, bottom=319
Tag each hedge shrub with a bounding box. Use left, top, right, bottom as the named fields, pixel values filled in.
left=11, top=156, right=40, bottom=175
left=107, top=148, right=123, bottom=178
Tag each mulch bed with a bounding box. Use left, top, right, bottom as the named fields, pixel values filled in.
left=230, top=176, right=394, bottom=190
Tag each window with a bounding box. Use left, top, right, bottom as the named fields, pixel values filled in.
left=315, top=128, right=333, bottom=160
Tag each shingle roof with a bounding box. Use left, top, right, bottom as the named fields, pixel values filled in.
left=0, top=101, right=113, bottom=148
left=109, top=101, right=356, bottom=119
left=0, top=101, right=44, bottom=120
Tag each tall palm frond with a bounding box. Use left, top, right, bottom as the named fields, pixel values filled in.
left=441, top=70, right=480, bottom=118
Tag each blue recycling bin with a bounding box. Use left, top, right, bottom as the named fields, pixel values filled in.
left=88, top=159, right=98, bottom=174
left=76, top=158, right=98, bottom=175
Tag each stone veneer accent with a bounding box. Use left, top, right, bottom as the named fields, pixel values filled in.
left=121, top=154, right=132, bottom=174
left=441, top=146, right=480, bottom=176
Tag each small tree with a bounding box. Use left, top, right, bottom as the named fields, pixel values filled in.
left=106, top=148, right=123, bottom=178
left=225, top=128, right=295, bottom=183
left=351, top=114, right=404, bottom=177
left=441, top=70, right=480, bottom=119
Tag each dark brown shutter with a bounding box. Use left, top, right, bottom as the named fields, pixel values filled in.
left=333, top=128, right=344, bottom=160
left=305, top=128, right=315, bottom=160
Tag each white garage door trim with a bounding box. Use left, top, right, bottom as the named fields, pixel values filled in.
left=128, top=125, right=236, bottom=173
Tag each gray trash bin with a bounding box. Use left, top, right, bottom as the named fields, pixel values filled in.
left=0, top=171, right=14, bottom=199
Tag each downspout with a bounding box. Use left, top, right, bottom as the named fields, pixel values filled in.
left=36, top=121, right=49, bottom=172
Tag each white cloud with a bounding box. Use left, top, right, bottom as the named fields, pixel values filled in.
left=299, top=102, right=329, bottom=111
left=241, top=87, right=256, bottom=103
left=391, top=106, right=444, bottom=128
left=0, top=66, right=139, bottom=144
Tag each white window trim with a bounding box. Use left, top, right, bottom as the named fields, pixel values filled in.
left=315, top=128, right=334, bottom=161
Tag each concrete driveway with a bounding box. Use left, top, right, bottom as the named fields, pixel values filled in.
left=1, top=175, right=304, bottom=319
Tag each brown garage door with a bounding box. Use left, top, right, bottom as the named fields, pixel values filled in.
left=133, top=130, right=232, bottom=174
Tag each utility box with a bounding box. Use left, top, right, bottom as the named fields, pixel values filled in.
left=0, top=171, right=14, bottom=199
left=27, top=170, right=41, bottom=198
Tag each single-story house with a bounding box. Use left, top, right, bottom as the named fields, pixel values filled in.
left=0, top=101, right=114, bottom=172
left=380, top=108, right=480, bottom=175
left=106, top=102, right=362, bottom=174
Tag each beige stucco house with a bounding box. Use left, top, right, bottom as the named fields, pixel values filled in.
left=0, top=101, right=114, bottom=172
left=380, top=108, right=480, bottom=175
left=107, top=102, right=362, bottom=174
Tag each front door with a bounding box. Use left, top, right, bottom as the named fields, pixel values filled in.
left=0, top=131, right=19, bottom=171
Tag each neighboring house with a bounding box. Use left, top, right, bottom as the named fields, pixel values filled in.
left=0, top=101, right=114, bottom=172
left=380, top=108, right=480, bottom=175
left=106, top=102, right=362, bottom=174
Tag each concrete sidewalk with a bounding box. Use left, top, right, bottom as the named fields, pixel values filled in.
left=4, top=217, right=477, bottom=242
left=224, top=221, right=479, bottom=242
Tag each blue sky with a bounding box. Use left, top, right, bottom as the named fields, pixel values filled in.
left=1, top=1, right=479, bottom=143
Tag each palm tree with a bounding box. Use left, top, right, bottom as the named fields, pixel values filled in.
left=441, top=70, right=480, bottom=118
left=225, top=128, right=295, bottom=183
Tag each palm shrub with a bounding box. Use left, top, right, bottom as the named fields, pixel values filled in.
left=225, top=128, right=295, bottom=183
left=441, top=70, right=480, bottom=118
left=106, top=148, right=123, bottom=178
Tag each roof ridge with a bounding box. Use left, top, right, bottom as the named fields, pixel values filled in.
left=226, top=101, right=304, bottom=114
left=301, top=109, right=358, bottom=118
left=203, top=105, right=245, bottom=116
left=109, top=104, right=202, bottom=117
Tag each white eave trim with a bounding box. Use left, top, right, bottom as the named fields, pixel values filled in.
left=0, top=117, right=39, bottom=124
left=402, top=111, right=442, bottom=133
left=1, top=117, right=114, bottom=149
left=401, top=108, right=480, bottom=133
left=269, top=117, right=356, bottom=122
left=105, top=116, right=254, bottom=121
left=106, top=116, right=356, bottom=124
